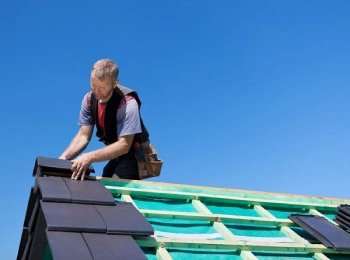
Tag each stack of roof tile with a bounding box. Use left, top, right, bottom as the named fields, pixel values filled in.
left=289, top=214, right=350, bottom=251
left=17, top=157, right=154, bottom=260
left=335, top=204, right=350, bottom=231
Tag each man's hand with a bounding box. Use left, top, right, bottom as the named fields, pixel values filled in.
left=71, top=153, right=93, bottom=181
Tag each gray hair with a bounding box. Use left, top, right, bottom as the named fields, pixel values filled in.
left=91, top=59, right=119, bottom=82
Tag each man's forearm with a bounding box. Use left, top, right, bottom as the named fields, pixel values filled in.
left=60, top=135, right=90, bottom=160
left=88, top=139, right=130, bottom=163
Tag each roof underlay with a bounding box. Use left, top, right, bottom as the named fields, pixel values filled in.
left=18, top=157, right=350, bottom=259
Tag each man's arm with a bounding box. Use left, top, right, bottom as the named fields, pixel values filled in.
left=70, top=134, right=134, bottom=180
left=71, top=94, right=141, bottom=180
left=59, top=125, right=93, bottom=160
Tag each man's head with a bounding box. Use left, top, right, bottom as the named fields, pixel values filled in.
left=90, top=59, right=119, bottom=102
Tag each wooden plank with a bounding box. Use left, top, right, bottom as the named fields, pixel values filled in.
left=309, top=209, right=338, bottom=225
left=192, top=200, right=212, bottom=214
left=121, top=195, right=172, bottom=259
left=309, top=209, right=326, bottom=217
left=213, top=222, right=238, bottom=242
left=255, top=205, right=330, bottom=259
left=254, top=206, right=307, bottom=243
left=192, top=200, right=236, bottom=239
left=99, top=178, right=350, bottom=206
left=192, top=200, right=239, bottom=241
left=140, top=209, right=295, bottom=227
left=240, top=250, right=259, bottom=260
left=175, top=200, right=257, bottom=259
left=208, top=200, right=255, bottom=258
left=156, top=247, right=173, bottom=260
left=134, top=236, right=350, bottom=254
left=105, top=186, right=339, bottom=211
left=121, top=195, right=138, bottom=208
left=254, top=205, right=276, bottom=219
left=279, top=227, right=308, bottom=244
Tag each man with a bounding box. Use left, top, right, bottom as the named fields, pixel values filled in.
left=60, top=59, right=148, bottom=180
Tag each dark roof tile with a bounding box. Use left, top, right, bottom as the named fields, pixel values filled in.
left=33, top=156, right=95, bottom=177
left=46, top=231, right=93, bottom=260
left=41, top=201, right=106, bottom=233
left=95, top=202, right=154, bottom=235
left=83, top=233, right=148, bottom=260
left=63, top=178, right=115, bottom=205
left=289, top=214, right=350, bottom=250
left=37, top=177, right=72, bottom=203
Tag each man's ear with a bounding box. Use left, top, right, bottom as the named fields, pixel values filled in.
left=114, top=79, right=119, bottom=88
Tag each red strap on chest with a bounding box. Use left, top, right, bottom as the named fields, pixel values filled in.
left=97, top=102, right=106, bottom=133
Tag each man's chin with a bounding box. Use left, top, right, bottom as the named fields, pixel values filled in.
left=93, top=93, right=103, bottom=100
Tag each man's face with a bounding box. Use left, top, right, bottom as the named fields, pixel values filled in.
left=90, top=74, right=117, bottom=102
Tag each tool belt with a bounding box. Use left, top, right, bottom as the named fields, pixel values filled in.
left=134, top=140, right=163, bottom=179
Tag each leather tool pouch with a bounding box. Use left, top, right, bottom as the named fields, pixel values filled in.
left=135, top=140, right=163, bottom=179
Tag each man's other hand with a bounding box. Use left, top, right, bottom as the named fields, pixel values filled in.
left=71, top=153, right=93, bottom=181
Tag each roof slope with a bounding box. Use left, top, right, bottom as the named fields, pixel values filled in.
left=18, top=157, right=350, bottom=259
left=100, top=178, right=350, bottom=259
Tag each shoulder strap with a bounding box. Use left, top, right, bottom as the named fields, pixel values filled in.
left=117, top=84, right=142, bottom=109
left=116, top=85, right=149, bottom=142
left=89, top=85, right=149, bottom=144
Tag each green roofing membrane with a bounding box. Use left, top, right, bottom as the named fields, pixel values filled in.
left=148, top=218, right=222, bottom=238
left=252, top=251, right=313, bottom=259
left=142, top=247, right=157, bottom=260
left=324, top=254, right=350, bottom=260
left=43, top=244, right=53, bottom=260
left=167, top=248, right=241, bottom=260
left=204, top=202, right=261, bottom=216
left=264, top=207, right=337, bottom=220
left=225, top=223, right=286, bottom=237
left=132, top=196, right=223, bottom=238
left=264, top=207, right=309, bottom=218
left=142, top=247, right=242, bottom=260
left=318, top=210, right=337, bottom=221
left=289, top=227, right=320, bottom=243
left=132, top=196, right=198, bottom=212
left=113, top=194, right=122, bottom=201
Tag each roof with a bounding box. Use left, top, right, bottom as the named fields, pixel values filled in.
left=18, top=156, right=350, bottom=259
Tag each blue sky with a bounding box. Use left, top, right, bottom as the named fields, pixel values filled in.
left=1, top=0, right=350, bottom=258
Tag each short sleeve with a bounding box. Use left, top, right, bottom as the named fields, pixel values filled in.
left=78, top=92, right=95, bottom=126
left=117, top=96, right=141, bottom=137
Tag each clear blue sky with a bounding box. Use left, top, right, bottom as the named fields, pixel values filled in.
left=1, top=1, right=350, bottom=258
